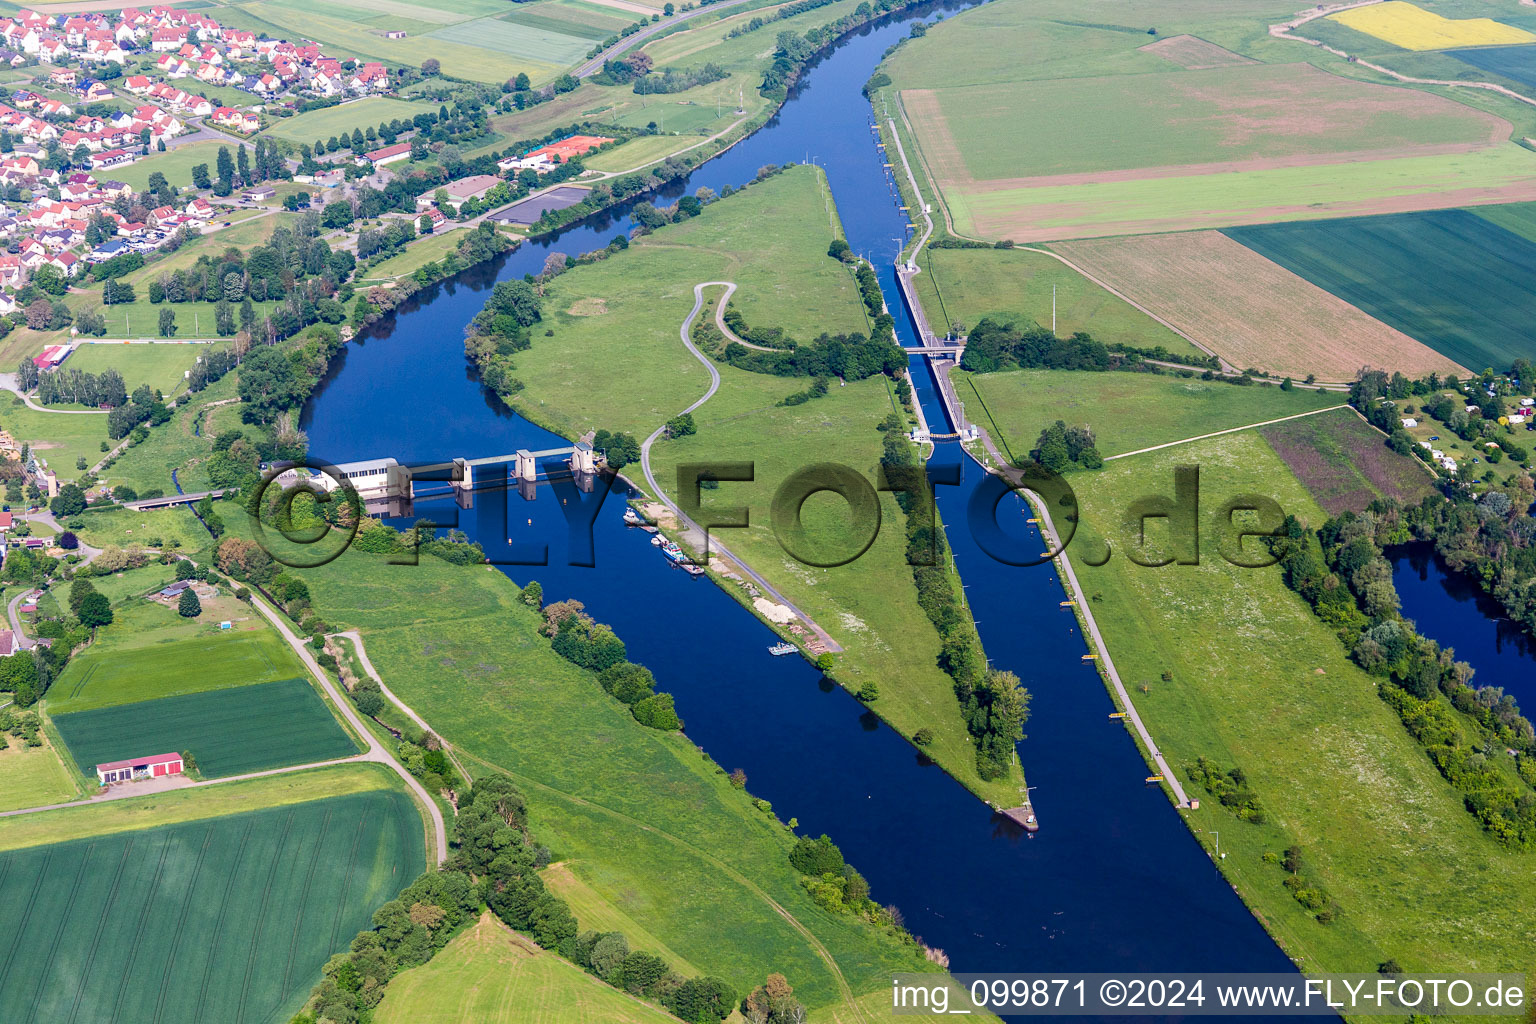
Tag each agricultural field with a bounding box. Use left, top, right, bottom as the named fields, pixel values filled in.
left=1139, top=33, right=1255, bottom=70
left=215, top=0, right=570, bottom=84
left=1260, top=406, right=1438, bottom=516
left=877, top=0, right=1536, bottom=240
left=0, top=788, right=423, bottom=1024
left=65, top=343, right=201, bottom=396
left=1049, top=231, right=1464, bottom=380
left=1329, top=1, right=1536, bottom=50
left=110, top=140, right=229, bottom=193
left=48, top=602, right=304, bottom=714
left=1223, top=209, right=1536, bottom=373
left=261, top=96, right=441, bottom=145
left=1445, top=43, right=1536, bottom=89
left=913, top=246, right=1202, bottom=360
left=0, top=733, right=77, bottom=812
left=427, top=15, right=596, bottom=66
left=956, top=368, right=1343, bottom=461
left=52, top=676, right=359, bottom=778
left=374, top=914, right=681, bottom=1024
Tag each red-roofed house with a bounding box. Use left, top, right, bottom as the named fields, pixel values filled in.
left=363, top=140, right=409, bottom=167
left=96, top=752, right=183, bottom=785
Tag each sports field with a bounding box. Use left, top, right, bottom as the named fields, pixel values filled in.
left=261, top=96, right=440, bottom=145
left=49, top=608, right=307, bottom=714
left=1260, top=406, right=1437, bottom=516
left=1329, top=1, right=1536, bottom=50
left=1050, top=231, right=1465, bottom=380
left=65, top=343, right=200, bottom=395
left=375, top=914, right=680, bottom=1024
left=0, top=789, right=423, bottom=1024
left=1223, top=209, right=1536, bottom=372
left=52, top=677, right=359, bottom=778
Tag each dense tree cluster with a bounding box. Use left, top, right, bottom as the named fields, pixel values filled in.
left=591, top=429, right=640, bottom=469
left=1185, top=757, right=1265, bottom=823
left=463, top=278, right=542, bottom=400
left=32, top=365, right=127, bottom=409
left=633, top=62, right=729, bottom=94
left=1030, top=420, right=1102, bottom=472
left=106, top=385, right=171, bottom=439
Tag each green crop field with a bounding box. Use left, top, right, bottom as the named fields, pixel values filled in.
left=904, top=62, right=1499, bottom=182
left=912, top=247, right=1202, bottom=359
left=580, top=134, right=702, bottom=173
left=375, top=915, right=681, bottom=1024
left=957, top=368, right=1343, bottom=460
left=64, top=344, right=201, bottom=395
left=0, top=788, right=423, bottom=1024
left=1446, top=43, right=1536, bottom=90
left=1223, top=209, right=1536, bottom=372
left=49, top=607, right=305, bottom=714
left=261, top=96, right=441, bottom=145
left=52, top=677, right=358, bottom=778
left=428, top=16, right=595, bottom=65
left=217, top=0, right=566, bottom=85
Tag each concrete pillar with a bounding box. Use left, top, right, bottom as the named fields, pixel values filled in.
left=453, top=457, right=473, bottom=492
left=515, top=450, right=537, bottom=482
left=572, top=444, right=595, bottom=473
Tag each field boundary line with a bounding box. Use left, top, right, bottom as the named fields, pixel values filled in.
left=280, top=806, right=334, bottom=999
left=234, top=807, right=296, bottom=1024
left=1104, top=404, right=1348, bottom=461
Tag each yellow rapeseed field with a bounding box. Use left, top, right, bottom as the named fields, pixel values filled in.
left=1330, top=1, right=1536, bottom=50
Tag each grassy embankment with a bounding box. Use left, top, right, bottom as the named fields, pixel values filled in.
left=511, top=164, right=1023, bottom=805
left=975, top=380, right=1536, bottom=978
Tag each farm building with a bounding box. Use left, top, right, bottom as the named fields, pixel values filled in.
left=499, top=134, right=615, bottom=173
left=416, top=174, right=500, bottom=212
left=95, top=752, right=183, bottom=785
left=363, top=141, right=410, bottom=167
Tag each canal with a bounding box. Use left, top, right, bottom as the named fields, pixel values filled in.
left=299, top=0, right=1294, bottom=991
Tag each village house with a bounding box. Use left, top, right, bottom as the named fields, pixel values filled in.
left=417, top=174, right=500, bottom=212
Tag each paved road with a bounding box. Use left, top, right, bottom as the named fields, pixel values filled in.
left=572, top=0, right=757, bottom=78
left=638, top=281, right=843, bottom=654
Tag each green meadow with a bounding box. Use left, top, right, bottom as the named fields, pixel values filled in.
left=0, top=734, right=77, bottom=812
left=913, top=246, right=1202, bottom=358
left=957, top=368, right=1343, bottom=460
left=65, top=344, right=201, bottom=396
left=260, top=96, right=442, bottom=145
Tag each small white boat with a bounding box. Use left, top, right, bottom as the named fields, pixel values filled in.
left=623, top=507, right=643, bottom=525
left=768, top=642, right=796, bottom=656
left=651, top=535, right=663, bottom=546
left=683, top=564, right=705, bottom=576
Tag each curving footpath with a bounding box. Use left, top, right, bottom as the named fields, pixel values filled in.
left=639, top=281, right=842, bottom=653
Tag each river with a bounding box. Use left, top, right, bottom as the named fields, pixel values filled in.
left=298, top=0, right=1294, bottom=995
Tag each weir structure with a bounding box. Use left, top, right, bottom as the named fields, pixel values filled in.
left=292, top=441, right=602, bottom=517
